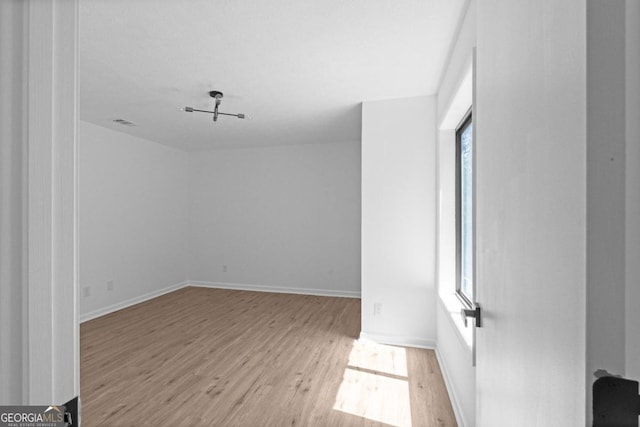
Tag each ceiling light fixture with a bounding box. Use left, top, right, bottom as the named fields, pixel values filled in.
left=183, top=91, right=245, bottom=122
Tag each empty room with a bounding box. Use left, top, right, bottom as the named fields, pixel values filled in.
left=1, top=1, right=639, bottom=426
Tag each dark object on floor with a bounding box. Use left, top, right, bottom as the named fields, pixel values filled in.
left=593, top=375, right=640, bottom=427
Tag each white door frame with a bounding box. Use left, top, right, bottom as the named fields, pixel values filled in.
left=24, top=0, right=79, bottom=406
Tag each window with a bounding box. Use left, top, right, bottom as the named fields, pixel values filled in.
left=456, top=110, right=473, bottom=306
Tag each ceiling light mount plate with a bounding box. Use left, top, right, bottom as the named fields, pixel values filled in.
left=209, top=90, right=223, bottom=99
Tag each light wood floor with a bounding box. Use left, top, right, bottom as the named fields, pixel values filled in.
left=81, top=287, right=457, bottom=426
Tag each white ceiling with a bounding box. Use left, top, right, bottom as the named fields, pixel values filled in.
left=80, top=0, right=467, bottom=151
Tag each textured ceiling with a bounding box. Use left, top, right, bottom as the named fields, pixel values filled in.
left=79, top=0, right=467, bottom=150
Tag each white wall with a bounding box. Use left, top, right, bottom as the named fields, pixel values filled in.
left=435, top=1, right=476, bottom=425
left=188, top=141, right=361, bottom=297
left=437, top=0, right=475, bottom=127
left=0, top=0, right=26, bottom=404
left=626, top=0, right=640, bottom=381
left=475, top=0, right=587, bottom=425
left=79, top=121, right=188, bottom=319
left=361, top=95, right=437, bottom=348
left=437, top=303, right=476, bottom=425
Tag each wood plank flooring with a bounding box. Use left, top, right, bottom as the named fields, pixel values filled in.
left=81, top=287, right=457, bottom=426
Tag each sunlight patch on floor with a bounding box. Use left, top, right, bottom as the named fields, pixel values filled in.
left=347, top=338, right=408, bottom=377
left=333, top=340, right=412, bottom=427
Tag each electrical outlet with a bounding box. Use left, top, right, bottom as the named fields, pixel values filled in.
left=107, top=280, right=114, bottom=291
left=82, top=286, right=91, bottom=298
left=223, top=265, right=227, bottom=273
left=373, top=303, right=382, bottom=316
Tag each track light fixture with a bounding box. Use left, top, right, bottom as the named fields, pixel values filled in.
left=183, top=91, right=245, bottom=122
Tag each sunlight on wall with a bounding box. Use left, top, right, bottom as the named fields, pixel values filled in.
left=333, top=340, right=412, bottom=427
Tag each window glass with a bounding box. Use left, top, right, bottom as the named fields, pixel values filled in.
left=457, top=116, right=473, bottom=302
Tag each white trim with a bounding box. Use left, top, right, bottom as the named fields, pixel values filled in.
left=27, top=0, right=55, bottom=402
left=439, top=61, right=473, bottom=130
left=435, top=346, right=468, bottom=427
left=70, top=0, right=80, bottom=401
left=81, top=281, right=360, bottom=323
left=26, top=0, right=79, bottom=405
left=470, top=46, right=478, bottom=368
left=79, top=282, right=189, bottom=323
left=189, top=281, right=361, bottom=299
left=358, top=331, right=436, bottom=350
left=438, top=296, right=474, bottom=351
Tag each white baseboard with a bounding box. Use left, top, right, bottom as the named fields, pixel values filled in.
left=188, top=280, right=361, bottom=299
left=435, top=346, right=468, bottom=427
left=79, top=281, right=189, bottom=323
left=359, top=331, right=436, bottom=350
left=80, top=280, right=360, bottom=323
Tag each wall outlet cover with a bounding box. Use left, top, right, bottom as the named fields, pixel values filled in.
left=373, top=303, right=382, bottom=316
